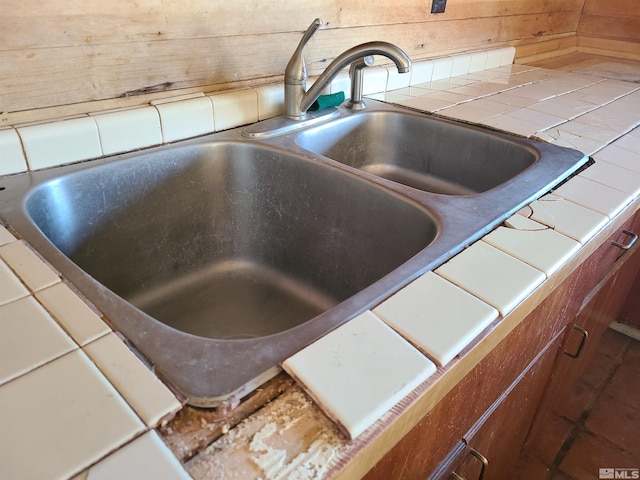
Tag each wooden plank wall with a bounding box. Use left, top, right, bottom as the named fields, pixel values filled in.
left=577, top=0, right=640, bottom=60
left=1, top=0, right=585, bottom=118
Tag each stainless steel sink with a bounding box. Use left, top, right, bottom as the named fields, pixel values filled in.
left=0, top=100, right=587, bottom=407
left=295, top=107, right=537, bottom=195
left=25, top=142, right=437, bottom=340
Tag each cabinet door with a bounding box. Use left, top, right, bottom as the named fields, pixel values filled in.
left=542, top=241, right=640, bottom=413
left=450, top=333, right=562, bottom=480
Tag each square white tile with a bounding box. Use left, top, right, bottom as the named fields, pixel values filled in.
left=527, top=194, right=609, bottom=244
left=593, top=144, right=640, bottom=174
left=0, top=240, right=60, bottom=292
left=0, top=128, right=28, bottom=176
left=468, top=51, right=488, bottom=73
left=255, top=84, right=285, bottom=120
left=483, top=222, right=581, bottom=277
left=386, top=66, right=411, bottom=91
left=209, top=89, right=259, bottom=131
left=330, top=71, right=351, bottom=95
left=93, top=107, right=163, bottom=155
left=435, top=241, right=546, bottom=316
left=84, top=333, right=181, bottom=427
left=0, top=296, right=76, bottom=385
left=0, top=258, right=29, bottom=306
left=535, top=128, right=604, bottom=156
left=450, top=53, right=472, bottom=77
left=553, top=175, right=632, bottom=219
left=410, top=60, right=434, bottom=85
left=17, top=117, right=103, bottom=170
left=283, top=311, right=436, bottom=439
left=155, top=97, right=215, bottom=142
left=0, top=349, right=144, bottom=480
left=394, top=95, right=452, bottom=113
left=612, top=131, right=640, bottom=152
left=431, top=57, right=454, bottom=81
left=80, top=431, right=190, bottom=480
left=374, top=272, right=498, bottom=367
left=580, top=160, right=640, bottom=198
left=527, top=95, right=596, bottom=120
left=362, top=66, right=389, bottom=95
left=36, top=282, right=110, bottom=346
left=0, top=225, right=16, bottom=247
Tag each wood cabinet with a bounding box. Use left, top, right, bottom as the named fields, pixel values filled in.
left=362, top=208, right=640, bottom=480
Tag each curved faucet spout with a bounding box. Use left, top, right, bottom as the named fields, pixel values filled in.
left=285, top=41, right=412, bottom=119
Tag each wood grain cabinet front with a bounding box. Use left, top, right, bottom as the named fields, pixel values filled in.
left=362, top=208, right=640, bottom=480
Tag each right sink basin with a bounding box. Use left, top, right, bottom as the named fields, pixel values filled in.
left=295, top=107, right=539, bottom=195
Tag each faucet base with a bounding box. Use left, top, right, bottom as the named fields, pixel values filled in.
left=242, top=108, right=339, bottom=139
left=346, top=100, right=367, bottom=111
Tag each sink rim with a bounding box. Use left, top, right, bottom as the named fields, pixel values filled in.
left=0, top=136, right=449, bottom=406
left=0, top=102, right=588, bottom=406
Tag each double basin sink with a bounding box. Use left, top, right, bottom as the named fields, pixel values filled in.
left=0, top=100, right=587, bottom=406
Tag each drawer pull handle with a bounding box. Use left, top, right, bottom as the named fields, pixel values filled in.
left=564, top=325, right=588, bottom=359
left=612, top=230, right=638, bottom=250
left=451, top=448, right=488, bottom=480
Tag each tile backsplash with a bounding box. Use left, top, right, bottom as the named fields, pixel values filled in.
left=0, top=46, right=517, bottom=176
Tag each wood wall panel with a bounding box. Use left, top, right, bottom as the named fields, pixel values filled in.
left=1, top=0, right=586, bottom=115
left=578, top=0, right=640, bottom=52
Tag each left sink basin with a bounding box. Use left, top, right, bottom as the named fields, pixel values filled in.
left=0, top=139, right=438, bottom=405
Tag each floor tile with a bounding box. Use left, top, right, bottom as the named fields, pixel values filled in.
left=373, top=272, right=498, bottom=366
left=0, top=258, right=29, bottom=306
left=556, top=379, right=598, bottom=422
left=585, top=394, right=640, bottom=457
left=606, top=361, right=640, bottom=410
left=597, top=328, right=631, bottom=364
left=84, top=333, right=181, bottom=427
left=0, top=296, right=77, bottom=385
left=553, top=175, right=632, bottom=219
left=35, top=282, right=110, bottom=346
left=79, top=431, right=190, bottom=480
left=0, top=350, right=144, bottom=480
left=435, top=241, right=546, bottom=315
left=483, top=222, right=580, bottom=277
left=579, top=353, right=616, bottom=390
left=511, top=453, right=552, bottom=480
left=283, top=310, right=436, bottom=439
left=530, top=413, right=574, bottom=464
left=560, top=433, right=637, bottom=479
left=0, top=240, right=60, bottom=292
left=527, top=194, right=609, bottom=244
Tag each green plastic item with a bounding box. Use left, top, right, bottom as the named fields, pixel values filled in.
left=309, top=91, right=345, bottom=111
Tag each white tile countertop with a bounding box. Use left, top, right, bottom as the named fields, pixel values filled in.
left=1, top=46, right=640, bottom=479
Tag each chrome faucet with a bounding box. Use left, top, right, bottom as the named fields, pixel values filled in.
left=284, top=18, right=412, bottom=119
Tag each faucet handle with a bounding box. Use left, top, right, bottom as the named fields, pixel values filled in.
left=285, top=18, right=323, bottom=85
left=299, top=18, right=323, bottom=51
